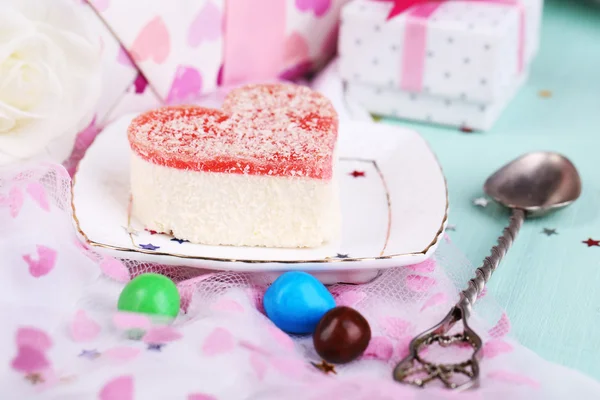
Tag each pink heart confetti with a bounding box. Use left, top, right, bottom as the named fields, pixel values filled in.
left=380, top=317, right=412, bottom=339
left=25, top=183, right=49, bottom=211
left=166, top=65, right=203, bottom=104
left=210, top=298, right=244, bottom=313
left=202, top=327, right=234, bottom=356
left=104, top=347, right=141, bottom=362
left=70, top=310, right=101, bottom=342
left=250, top=353, right=268, bottom=381
left=271, top=357, right=307, bottom=379
left=130, top=16, right=170, bottom=64
left=405, top=275, right=437, bottom=292
left=113, top=312, right=152, bottom=330
left=99, top=375, right=134, bottom=400
left=482, top=339, right=513, bottom=358
left=420, top=292, right=447, bottom=312
left=99, top=257, right=130, bottom=282
left=487, top=370, right=540, bottom=388
left=142, top=326, right=182, bottom=344
left=23, top=245, right=57, bottom=278
left=488, top=313, right=511, bottom=338
left=267, top=325, right=295, bottom=351
left=362, top=336, right=394, bottom=361
left=188, top=394, right=217, bottom=400
left=11, top=346, right=50, bottom=373
left=187, top=0, right=222, bottom=47
left=406, top=258, right=436, bottom=273
left=8, top=185, right=24, bottom=218
left=295, top=0, right=331, bottom=17
left=16, top=327, right=52, bottom=351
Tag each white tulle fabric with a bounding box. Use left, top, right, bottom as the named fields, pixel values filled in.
left=1, top=160, right=600, bottom=399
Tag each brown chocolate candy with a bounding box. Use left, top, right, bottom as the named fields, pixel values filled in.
left=313, top=306, right=371, bottom=364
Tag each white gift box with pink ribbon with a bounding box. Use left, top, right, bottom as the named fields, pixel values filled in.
left=338, top=0, right=543, bottom=130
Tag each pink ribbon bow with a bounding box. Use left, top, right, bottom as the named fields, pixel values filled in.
left=380, top=0, right=526, bottom=93
left=385, top=0, right=442, bottom=19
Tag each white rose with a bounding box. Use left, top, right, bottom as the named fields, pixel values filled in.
left=0, top=0, right=102, bottom=166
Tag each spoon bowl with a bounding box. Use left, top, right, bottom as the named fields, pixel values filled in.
left=484, top=152, right=582, bottom=216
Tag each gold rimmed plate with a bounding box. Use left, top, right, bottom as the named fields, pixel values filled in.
left=72, top=115, right=447, bottom=284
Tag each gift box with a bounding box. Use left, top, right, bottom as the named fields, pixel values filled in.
left=338, top=0, right=543, bottom=130
left=86, top=0, right=350, bottom=105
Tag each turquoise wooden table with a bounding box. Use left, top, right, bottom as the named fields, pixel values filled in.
left=385, top=0, right=600, bottom=381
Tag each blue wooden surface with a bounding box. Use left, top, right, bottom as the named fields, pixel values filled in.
left=384, top=0, right=600, bottom=380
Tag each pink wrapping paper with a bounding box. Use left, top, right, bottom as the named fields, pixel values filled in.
left=86, top=0, right=350, bottom=107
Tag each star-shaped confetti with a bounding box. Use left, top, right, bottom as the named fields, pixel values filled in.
left=25, top=373, right=44, bottom=385
left=542, top=228, right=558, bottom=236
left=472, top=197, right=490, bottom=207
left=459, top=126, right=474, bottom=133
left=446, top=224, right=456, bottom=231
left=170, top=238, right=189, bottom=244
left=336, top=253, right=349, bottom=259
left=147, top=343, right=164, bottom=351
left=582, top=238, right=600, bottom=247
left=139, top=243, right=160, bottom=250
left=311, top=360, right=337, bottom=374
left=538, top=90, right=552, bottom=98
left=350, top=170, right=365, bottom=178
left=78, top=349, right=100, bottom=359
left=146, top=229, right=158, bottom=235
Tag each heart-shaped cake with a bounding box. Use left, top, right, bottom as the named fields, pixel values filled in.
left=128, top=83, right=340, bottom=248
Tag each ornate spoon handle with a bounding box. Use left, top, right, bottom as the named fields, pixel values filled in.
left=458, top=208, right=525, bottom=316
left=393, top=208, right=526, bottom=390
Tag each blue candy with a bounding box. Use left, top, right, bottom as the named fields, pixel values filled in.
left=263, top=271, right=336, bottom=334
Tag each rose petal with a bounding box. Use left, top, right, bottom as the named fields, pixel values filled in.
left=202, top=327, right=234, bottom=356
left=16, top=327, right=52, bottom=351
left=70, top=310, right=101, bottom=342
left=142, top=326, right=182, bottom=344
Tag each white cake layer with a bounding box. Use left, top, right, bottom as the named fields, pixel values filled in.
left=130, top=153, right=340, bottom=248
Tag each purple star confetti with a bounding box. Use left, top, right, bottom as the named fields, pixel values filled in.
left=147, top=343, right=164, bottom=351
left=336, top=253, right=349, bottom=259
left=78, top=349, right=100, bottom=359
left=140, top=243, right=160, bottom=250
left=170, top=238, right=188, bottom=244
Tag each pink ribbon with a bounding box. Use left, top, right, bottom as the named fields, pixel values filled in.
left=396, top=0, right=526, bottom=93
left=222, top=0, right=287, bottom=85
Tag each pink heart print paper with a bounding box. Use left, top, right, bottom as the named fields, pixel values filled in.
left=86, top=0, right=353, bottom=102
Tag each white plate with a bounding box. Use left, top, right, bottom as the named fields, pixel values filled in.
left=72, top=114, right=448, bottom=283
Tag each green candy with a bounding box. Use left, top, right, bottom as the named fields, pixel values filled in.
left=117, top=273, right=181, bottom=320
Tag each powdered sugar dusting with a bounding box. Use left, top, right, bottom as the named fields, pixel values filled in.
left=128, top=83, right=338, bottom=179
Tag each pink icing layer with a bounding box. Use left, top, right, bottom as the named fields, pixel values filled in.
left=127, top=83, right=338, bottom=180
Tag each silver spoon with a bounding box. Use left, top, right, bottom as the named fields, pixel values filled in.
left=393, top=151, right=582, bottom=391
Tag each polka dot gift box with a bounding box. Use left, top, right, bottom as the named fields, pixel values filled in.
left=338, top=0, right=543, bottom=131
